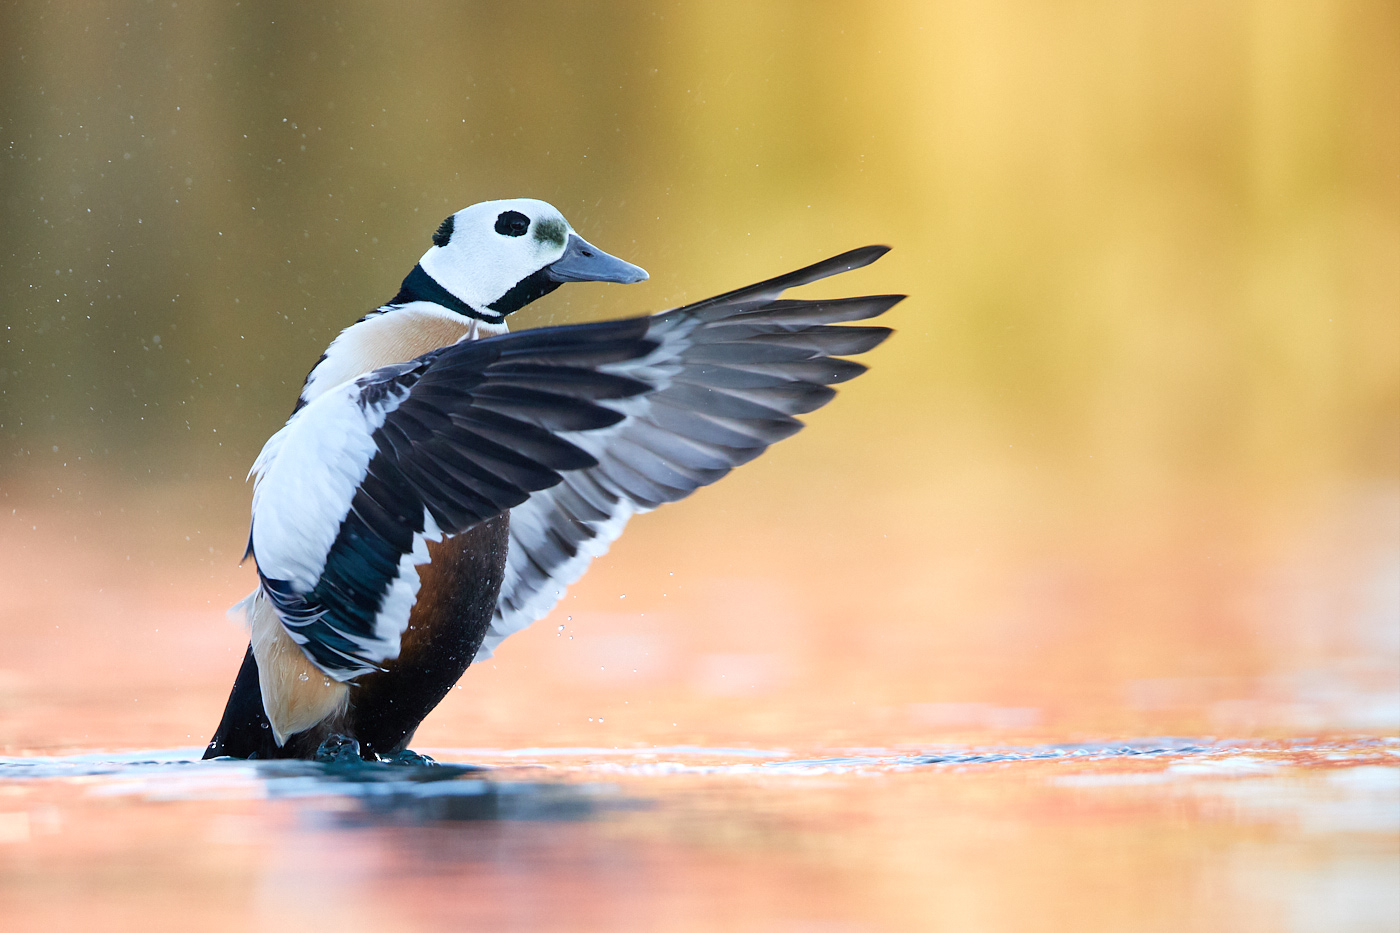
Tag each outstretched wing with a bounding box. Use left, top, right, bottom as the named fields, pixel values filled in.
left=249, top=245, right=901, bottom=679
left=246, top=318, right=661, bottom=679
left=480, top=245, right=902, bottom=659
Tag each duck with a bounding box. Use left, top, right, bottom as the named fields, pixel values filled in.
left=202, top=198, right=902, bottom=762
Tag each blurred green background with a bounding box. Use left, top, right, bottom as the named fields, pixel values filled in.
left=0, top=2, right=1397, bottom=754
left=3, top=0, right=1394, bottom=499
left=1, top=14, right=1396, bottom=927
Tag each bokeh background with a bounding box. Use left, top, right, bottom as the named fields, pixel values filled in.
left=1, top=1, right=1396, bottom=753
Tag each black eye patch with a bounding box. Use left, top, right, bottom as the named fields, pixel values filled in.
left=495, top=210, right=530, bottom=237
left=432, top=215, right=455, bottom=247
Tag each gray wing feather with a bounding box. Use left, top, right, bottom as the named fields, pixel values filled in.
left=478, top=249, right=902, bottom=659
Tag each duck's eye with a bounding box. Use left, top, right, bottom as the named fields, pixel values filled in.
left=495, top=211, right=530, bottom=237
left=432, top=215, right=455, bottom=247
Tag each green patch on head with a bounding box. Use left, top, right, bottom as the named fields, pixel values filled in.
left=533, top=218, right=567, bottom=248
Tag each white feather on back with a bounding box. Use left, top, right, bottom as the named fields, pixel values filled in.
left=250, top=377, right=408, bottom=591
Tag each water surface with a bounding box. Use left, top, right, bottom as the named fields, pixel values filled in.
left=2, top=740, right=1396, bottom=931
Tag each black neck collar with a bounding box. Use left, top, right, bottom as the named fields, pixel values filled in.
left=389, top=264, right=507, bottom=325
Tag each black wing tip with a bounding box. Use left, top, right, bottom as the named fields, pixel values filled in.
left=779, top=244, right=893, bottom=290
left=860, top=293, right=907, bottom=316
left=864, top=325, right=896, bottom=350
left=838, top=244, right=892, bottom=269
left=834, top=292, right=904, bottom=325
left=803, top=244, right=891, bottom=271
left=680, top=244, right=898, bottom=316
left=828, top=325, right=895, bottom=356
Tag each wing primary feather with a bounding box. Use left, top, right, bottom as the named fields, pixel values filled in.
left=447, top=410, right=598, bottom=471
left=677, top=246, right=891, bottom=315
left=745, top=326, right=894, bottom=356
left=707, top=294, right=905, bottom=328
left=470, top=387, right=629, bottom=432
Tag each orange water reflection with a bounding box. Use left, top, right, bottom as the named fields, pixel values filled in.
left=1, top=479, right=1396, bottom=930
left=1, top=477, right=1394, bottom=755
left=1, top=743, right=1396, bottom=932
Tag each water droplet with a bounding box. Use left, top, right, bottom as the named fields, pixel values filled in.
left=298, top=672, right=309, bottom=682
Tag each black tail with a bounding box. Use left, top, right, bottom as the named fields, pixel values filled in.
left=202, top=644, right=285, bottom=759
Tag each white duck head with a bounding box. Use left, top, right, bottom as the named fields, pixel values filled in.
left=399, top=198, right=648, bottom=324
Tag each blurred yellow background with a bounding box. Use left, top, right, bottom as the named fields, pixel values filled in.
left=0, top=1, right=1396, bottom=752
